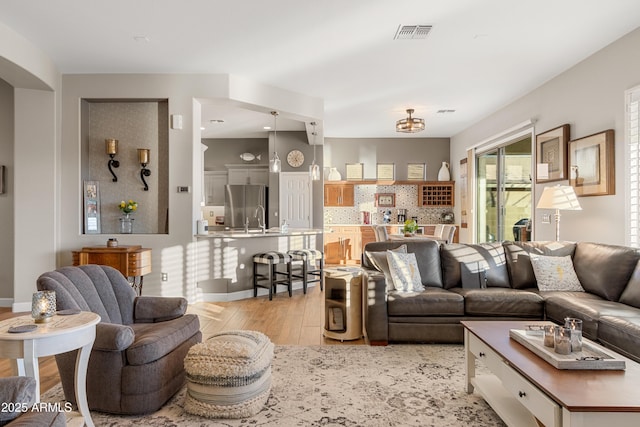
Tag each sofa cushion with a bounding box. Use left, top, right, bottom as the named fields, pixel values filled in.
left=363, top=240, right=443, bottom=288
left=441, top=243, right=510, bottom=290
left=365, top=245, right=407, bottom=291
left=0, top=377, right=36, bottom=425
left=529, top=254, right=584, bottom=292
left=573, top=242, right=640, bottom=301
left=543, top=292, right=640, bottom=339
left=451, top=288, right=544, bottom=317
left=597, top=316, right=640, bottom=363
left=387, top=251, right=424, bottom=292
left=618, top=259, right=640, bottom=308
left=387, top=287, right=464, bottom=316
left=503, top=241, right=577, bottom=289
left=127, top=314, right=201, bottom=365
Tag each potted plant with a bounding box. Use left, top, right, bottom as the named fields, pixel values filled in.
left=403, top=219, right=419, bottom=237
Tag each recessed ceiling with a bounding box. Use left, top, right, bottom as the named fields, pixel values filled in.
left=1, top=0, right=639, bottom=138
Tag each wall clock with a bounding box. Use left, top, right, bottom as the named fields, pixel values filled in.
left=286, top=149, right=304, bottom=167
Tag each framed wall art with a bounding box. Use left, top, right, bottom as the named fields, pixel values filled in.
left=569, top=129, right=615, bottom=197
left=407, top=163, right=426, bottom=180
left=536, top=124, right=569, bottom=183
left=374, top=193, right=396, bottom=207
left=83, top=180, right=101, bottom=234
left=345, top=163, right=364, bottom=180
left=376, top=163, right=395, bottom=180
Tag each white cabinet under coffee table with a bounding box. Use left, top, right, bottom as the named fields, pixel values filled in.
left=462, top=320, right=640, bottom=427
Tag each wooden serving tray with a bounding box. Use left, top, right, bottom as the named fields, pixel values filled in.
left=509, top=328, right=626, bottom=370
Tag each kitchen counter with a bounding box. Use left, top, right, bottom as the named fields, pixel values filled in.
left=194, top=228, right=323, bottom=300
left=196, top=228, right=323, bottom=238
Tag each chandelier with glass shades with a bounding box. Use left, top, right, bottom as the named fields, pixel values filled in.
left=396, top=108, right=425, bottom=133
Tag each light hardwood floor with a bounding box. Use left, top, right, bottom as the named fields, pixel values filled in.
left=0, top=284, right=365, bottom=394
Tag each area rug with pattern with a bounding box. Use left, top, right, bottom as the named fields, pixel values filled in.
left=43, top=344, right=505, bottom=427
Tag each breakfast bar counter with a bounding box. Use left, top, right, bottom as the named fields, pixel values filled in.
left=194, top=229, right=323, bottom=299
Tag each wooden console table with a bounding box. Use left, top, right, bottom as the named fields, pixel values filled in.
left=72, top=245, right=151, bottom=295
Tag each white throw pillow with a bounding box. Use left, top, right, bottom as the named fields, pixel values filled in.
left=529, top=254, right=584, bottom=292
left=365, top=245, right=407, bottom=291
left=386, top=251, right=424, bottom=293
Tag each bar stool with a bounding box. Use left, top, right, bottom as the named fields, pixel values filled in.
left=253, top=252, right=292, bottom=300
left=287, top=249, right=324, bottom=294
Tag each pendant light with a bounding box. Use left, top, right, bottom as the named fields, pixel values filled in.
left=309, top=122, right=320, bottom=181
left=269, top=111, right=281, bottom=173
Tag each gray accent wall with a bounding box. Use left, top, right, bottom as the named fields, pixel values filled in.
left=451, top=27, right=640, bottom=245
left=324, top=137, right=450, bottom=181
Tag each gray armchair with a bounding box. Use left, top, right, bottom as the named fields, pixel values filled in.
left=0, top=377, right=65, bottom=427
left=37, top=265, right=202, bottom=415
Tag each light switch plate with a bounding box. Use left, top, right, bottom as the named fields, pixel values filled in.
left=171, top=114, right=183, bottom=130
left=177, top=186, right=190, bottom=193
left=542, top=214, right=551, bottom=224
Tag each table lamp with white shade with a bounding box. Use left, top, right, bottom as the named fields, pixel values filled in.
left=536, top=185, right=582, bottom=241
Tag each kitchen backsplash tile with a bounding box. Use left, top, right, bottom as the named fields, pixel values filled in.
left=324, top=184, right=453, bottom=225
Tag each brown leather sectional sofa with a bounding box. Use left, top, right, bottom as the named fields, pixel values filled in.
left=362, top=240, right=640, bottom=363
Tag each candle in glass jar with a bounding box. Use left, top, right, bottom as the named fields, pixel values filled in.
left=543, top=324, right=556, bottom=347
left=138, top=148, right=150, bottom=164
left=105, top=139, right=118, bottom=155
left=554, top=327, right=572, bottom=355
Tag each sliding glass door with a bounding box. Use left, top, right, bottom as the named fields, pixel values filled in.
left=476, top=137, right=532, bottom=243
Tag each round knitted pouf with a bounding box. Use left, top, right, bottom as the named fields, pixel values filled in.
left=184, top=330, right=274, bottom=419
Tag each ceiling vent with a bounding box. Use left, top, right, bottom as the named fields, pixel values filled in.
left=437, top=109, right=456, bottom=114
left=394, top=25, right=432, bottom=40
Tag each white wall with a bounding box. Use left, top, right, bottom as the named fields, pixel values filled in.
left=451, top=27, right=640, bottom=245
left=0, top=79, right=14, bottom=302
left=60, top=74, right=322, bottom=302
left=0, top=22, right=60, bottom=310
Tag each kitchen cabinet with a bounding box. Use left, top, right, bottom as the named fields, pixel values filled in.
left=360, top=226, right=377, bottom=254
left=418, top=182, right=455, bottom=207
left=204, top=171, right=227, bottom=205
left=324, top=184, right=354, bottom=207
left=324, top=226, right=361, bottom=265
left=227, top=167, right=269, bottom=185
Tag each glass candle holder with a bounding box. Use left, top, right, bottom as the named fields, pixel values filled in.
left=565, top=317, right=583, bottom=352
left=554, top=326, right=572, bottom=355
left=31, top=290, right=56, bottom=323
left=543, top=324, right=556, bottom=348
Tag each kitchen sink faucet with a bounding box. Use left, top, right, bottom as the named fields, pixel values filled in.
left=255, top=204, right=266, bottom=233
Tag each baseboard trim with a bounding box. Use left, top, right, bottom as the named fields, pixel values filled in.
left=0, top=298, right=13, bottom=308
left=12, top=301, right=31, bottom=312
left=198, top=282, right=316, bottom=302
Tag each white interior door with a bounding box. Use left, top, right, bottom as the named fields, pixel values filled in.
left=279, top=172, right=312, bottom=229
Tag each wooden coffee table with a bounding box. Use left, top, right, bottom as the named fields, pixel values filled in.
left=462, top=320, right=640, bottom=427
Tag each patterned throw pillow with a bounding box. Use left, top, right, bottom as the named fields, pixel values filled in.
left=386, top=251, right=424, bottom=293
left=529, top=254, right=584, bottom=292
left=365, top=245, right=407, bottom=291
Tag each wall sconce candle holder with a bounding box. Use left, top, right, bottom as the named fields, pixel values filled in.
left=31, top=290, right=56, bottom=323
left=138, top=148, right=151, bottom=191
left=106, top=139, right=120, bottom=182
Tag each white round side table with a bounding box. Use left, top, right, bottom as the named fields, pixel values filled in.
left=0, top=311, right=100, bottom=427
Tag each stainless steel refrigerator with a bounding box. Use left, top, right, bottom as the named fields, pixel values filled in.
left=224, top=185, right=268, bottom=229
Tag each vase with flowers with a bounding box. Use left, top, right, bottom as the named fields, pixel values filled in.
left=118, top=199, right=138, bottom=234
left=403, top=219, right=419, bottom=237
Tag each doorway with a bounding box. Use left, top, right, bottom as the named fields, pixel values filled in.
left=279, top=172, right=312, bottom=228
left=476, top=136, right=532, bottom=243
